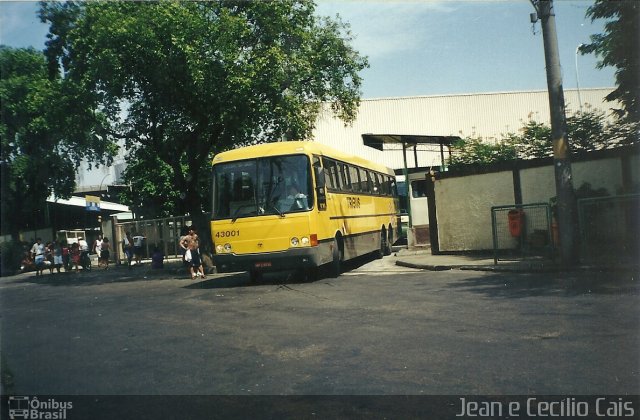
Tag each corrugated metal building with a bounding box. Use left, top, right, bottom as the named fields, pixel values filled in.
left=310, top=88, right=615, bottom=170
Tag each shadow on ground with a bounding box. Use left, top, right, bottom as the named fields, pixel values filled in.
left=186, top=252, right=380, bottom=290
left=10, top=264, right=189, bottom=287
left=447, top=269, right=639, bottom=299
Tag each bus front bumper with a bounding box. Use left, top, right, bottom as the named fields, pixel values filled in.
left=214, top=247, right=322, bottom=273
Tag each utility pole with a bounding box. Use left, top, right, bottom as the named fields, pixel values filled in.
left=530, top=0, right=579, bottom=264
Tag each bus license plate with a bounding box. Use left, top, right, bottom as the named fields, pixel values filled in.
left=255, top=262, right=272, bottom=268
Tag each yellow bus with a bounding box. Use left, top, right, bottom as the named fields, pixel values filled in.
left=211, top=141, right=398, bottom=281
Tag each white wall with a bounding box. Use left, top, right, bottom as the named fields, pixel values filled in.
left=436, top=171, right=514, bottom=251
left=520, top=166, right=555, bottom=205
left=435, top=152, right=637, bottom=251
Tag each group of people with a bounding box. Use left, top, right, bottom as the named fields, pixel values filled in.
left=27, top=235, right=112, bottom=275
left=121, top=232, right=146, bottom=269
left=91, top=235, right=112, bottom=269
left=180, top=226, right=205, bottom=280
left=24, top=227, right=203, bottom=279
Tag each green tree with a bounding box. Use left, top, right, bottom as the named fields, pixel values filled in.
left=447, top=109, right=638, bottom=169
left=447, top=137, right=517, bottom=169
left=582, top=0, right=640, bottom=122
left=40, top=1, right=368, bottom=239
left=0, top=46, right=115, bottom=238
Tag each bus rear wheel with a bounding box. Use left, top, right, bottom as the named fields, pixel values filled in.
left=385, top=226, right=393, bottom=256
left=376, top=227, right=389, bottom=259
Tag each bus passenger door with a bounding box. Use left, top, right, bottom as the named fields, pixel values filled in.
left=313, top=156, right=341, bottom=265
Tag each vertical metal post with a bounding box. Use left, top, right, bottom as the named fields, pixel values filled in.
left=402, top=142, right=413, bottom=229
left=491, top=208, right=498, bottom=265
left=575, top=44, right=584, bottom=112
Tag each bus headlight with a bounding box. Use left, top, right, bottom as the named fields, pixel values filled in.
left=224, top=243, right=232, bottom=253
left=301, top=237, right=310, bottom=246
left=290, top=237, right=299, bottom=247
left=215, top=244, right=224, bottom=254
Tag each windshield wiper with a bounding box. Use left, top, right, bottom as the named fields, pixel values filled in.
left=268, top=203, right=285, bottom=218
left=231, top=204, right=257, bottom=223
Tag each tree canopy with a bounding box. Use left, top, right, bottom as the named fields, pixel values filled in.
left=447, top=108, right=638, bottom=170
left=0, top=46, right=115, bottom=237
left=39, top=1, right=369, bottom=225
left=582, top=0, right=640, bottom=122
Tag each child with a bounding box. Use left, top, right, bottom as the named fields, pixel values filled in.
left=70, top=242, right=81, bottom=273
left=62, top=242, right=70, bottom=272
left=186, top=239, right=205, bottom=280
left=52, top=240, right=63, bottom=273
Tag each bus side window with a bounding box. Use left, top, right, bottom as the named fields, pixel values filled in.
left=367, top=170, right=375, bottom=194
left=358, top=168, right=369, bottom=193
left=372, top=172, right=381, bottom=195
left=340, top=163, right=351, bottom=191
left=386, top=175, right=394, bottom=196
left=349, top=165, right=360, bottom=192
left=322, top=157, right=338, bottom=191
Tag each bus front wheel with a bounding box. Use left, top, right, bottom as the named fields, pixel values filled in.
left=329, top=238, right=342, bottom=278
left=249, top=270, right=263, bottom=283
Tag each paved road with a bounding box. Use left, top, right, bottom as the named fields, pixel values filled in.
left=1, top=255, right=638, bottom=398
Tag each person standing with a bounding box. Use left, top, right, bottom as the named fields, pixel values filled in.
left=186, top=238, right=205, bottom=280
left=78, top=236, right=90, bottom=270
left=93, top=235, right=103, bottom=268
left=30, top=238, right=46, bottom=276
left=62, top=241, right=70, bottom=271
left=132, top=233, right=145, bottom=265
left=52, top=240, right=63, bottom=274
left=178, top=226, right=190, bottom=268
left=123, top=232, right=133, bottom=269
left=44, top=241, right=54, bottom=274
left=101, top=237, right=111, bottom=269
left=180, top=226, right=198, bottom=275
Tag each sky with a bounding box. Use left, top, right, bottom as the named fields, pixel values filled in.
left=1, top=0, right=616, bottom=100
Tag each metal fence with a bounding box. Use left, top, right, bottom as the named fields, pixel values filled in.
left=113, top=214, right=209, bottom=264
left=491, top=203, right=554, bottom=264
left=578, top=194, right=640, bottom=264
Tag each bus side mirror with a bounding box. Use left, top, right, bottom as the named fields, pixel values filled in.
left=314, top=167, right=327, bottom=211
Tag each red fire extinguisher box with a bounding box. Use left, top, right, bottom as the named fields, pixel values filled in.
left=508, top=209, right=525, bottom=237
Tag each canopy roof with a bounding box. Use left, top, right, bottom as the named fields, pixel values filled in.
left=47, top=195, right=130, bottom=212
left=361, top=134, right=460, bottom=151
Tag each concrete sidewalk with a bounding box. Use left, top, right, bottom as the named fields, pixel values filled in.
left=394, top=248, right=640, bottom=273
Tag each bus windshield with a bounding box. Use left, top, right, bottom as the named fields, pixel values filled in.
left=212, top=154, right=313, bottom=221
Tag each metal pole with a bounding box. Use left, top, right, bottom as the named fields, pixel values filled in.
left=537, top=0, right=579, bottom=264
left=402, top=142, right=412, bottom=229
left=575, top=44, right=584, bottom=112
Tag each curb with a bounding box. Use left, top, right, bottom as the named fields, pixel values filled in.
left=395, top=260, right=453, bottom=271
left=395, top=259, right=640, bottom=274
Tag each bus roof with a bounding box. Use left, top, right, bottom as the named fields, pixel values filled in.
left=212, top=141, right=394, bottom=175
